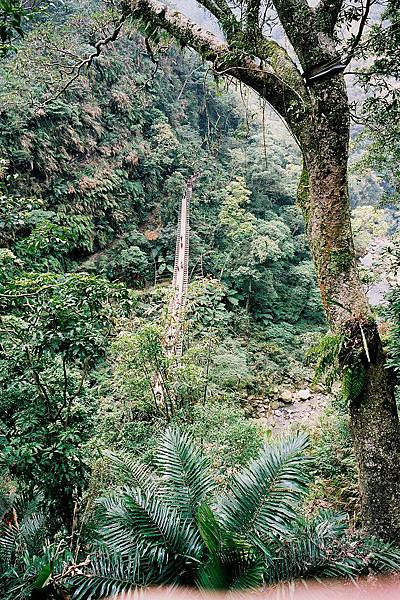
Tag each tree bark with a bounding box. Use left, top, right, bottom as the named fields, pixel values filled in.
left=349, top=332, right=400, bottom=541
left=297, top=73, right=400, bottom=541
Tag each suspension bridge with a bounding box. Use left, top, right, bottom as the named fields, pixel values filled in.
left=152, top=172, right=200, bottom=409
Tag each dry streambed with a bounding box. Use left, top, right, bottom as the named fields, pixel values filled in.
left=245, top=386, right=330, bottom=433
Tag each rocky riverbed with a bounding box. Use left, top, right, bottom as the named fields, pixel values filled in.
left=245, top=386, right=330, bottom=432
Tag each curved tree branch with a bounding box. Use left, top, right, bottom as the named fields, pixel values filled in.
left=127, top=0, right=308, bottom=127
left=41, top=13, right=128, bottom=107
left=343, top=0, right=374, bottom=66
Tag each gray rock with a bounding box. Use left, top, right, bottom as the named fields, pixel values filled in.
left=296, top=388, right=311, bottom=401
left=280, top=389, right=293, bottom=403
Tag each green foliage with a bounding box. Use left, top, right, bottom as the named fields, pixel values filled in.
left=355, top=2, right=400, bottom=199
left=181, top=398, right=263, bottom=478
left=0, top=489, right=71, bottom=600
left=342, top=359, right=366, bottom=403
left=0, top=272, right=131, bottom=525
left=110, top=322, right=194, bottom=417
left=386, top=288, right=400, bottom=373
left=72, top=428, right=309, bottom=594
left=0, top=0, right=44, bottom=55
left=308, top=333, right=366, bottom=403
left=309, top=403, right=359, bottom=516
left=307, top=333, right=344, bottom=388
left=68, top=429, right=400, bottom=597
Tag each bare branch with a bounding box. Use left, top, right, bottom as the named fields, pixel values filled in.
left=41, top=13, right=128, bottom=107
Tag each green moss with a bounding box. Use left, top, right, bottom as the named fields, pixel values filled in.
left=328, top=248, right=354, bottom=275
left=297, top=166, right=310, bottom=230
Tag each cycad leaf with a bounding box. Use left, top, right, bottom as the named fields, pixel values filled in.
left=0, top=524, right=16, bottom=567
left=229, top=552, right=265, bottom=591
left=103, top=450, right=158, bottom=494
left=155, top=427, right=216, bottom=520
left=197, top=503, right=223, bottom=556
left=219, top=433, right=310, bottom=542
left=197, top=548, right=264, bottom=591
left=362, top=537, right=400, bottom=572
left=72, top=552, right=140, bottom=600
left=265, top=510, right=358, bottom=584
left=99, top=488, right=202, bottom=565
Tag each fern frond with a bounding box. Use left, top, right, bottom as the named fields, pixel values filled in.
left=307, top=333, right=344, bottom=388
left=342, top=360, right=365, bottom=403
left=219, top=433, right=310, bottom=542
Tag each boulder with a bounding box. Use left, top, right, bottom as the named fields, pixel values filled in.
left=296, top=388, right=311, bottom=401
left=279, top=389, right=293, bottom=403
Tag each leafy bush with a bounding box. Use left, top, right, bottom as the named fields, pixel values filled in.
left=179, top=398, right=263, bottom=480
left=0, top=272, right=131, bottom=526
left=309, top=403, right=359, bottom=517
left=0, top=489, right=72, bottom=600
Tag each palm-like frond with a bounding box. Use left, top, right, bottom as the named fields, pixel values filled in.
left=86, top=429, right=400, bottom=595
left=103, top=451, right=158, bottom=494
left=98, top=488, right=203, bottom=570
left=0, top=490, right=46, bottom=568
left=155, top=428, right=216, bottom=520
left=218, top=432, right=310, bottom=542
left=265, top=511, right=359, bottom=583
left=72, top=552, right=143, bottom=600
left=360, top=537, right=400, bottom=572
left=196, top=503, right=264, bottom=591
left=198, top=548, right=265, bottom=591
left=0, top=523, right=15, bottom=567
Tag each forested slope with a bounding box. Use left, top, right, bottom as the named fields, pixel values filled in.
left=1, top=1, right=400, bottom=598
left=0, top=0, right=325, bottom=524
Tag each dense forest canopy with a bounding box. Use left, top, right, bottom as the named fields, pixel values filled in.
left=0, top=1, right=400, bottom=599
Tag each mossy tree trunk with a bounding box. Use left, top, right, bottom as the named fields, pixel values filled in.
left=127, top=0, right=400, bottom=541
left=297, top=75, right=400, bottom=541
